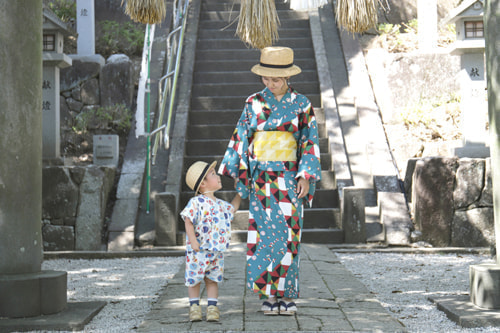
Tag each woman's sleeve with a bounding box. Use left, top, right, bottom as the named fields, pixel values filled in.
left=297, top=100, right=322, bottom=207
left=218, top=102, right=253, bottom=199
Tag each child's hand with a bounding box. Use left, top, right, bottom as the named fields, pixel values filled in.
left=231, top=193, right=241, bottom=212
left=191, top=240, right=200, bottom=252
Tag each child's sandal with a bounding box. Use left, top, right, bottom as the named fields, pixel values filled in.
left=279, top=300, right=297, bottom=315
left=261, top=301, right=279, bottom=315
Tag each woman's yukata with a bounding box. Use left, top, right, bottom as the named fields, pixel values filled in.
left=218, top=86, right=321, bottom=299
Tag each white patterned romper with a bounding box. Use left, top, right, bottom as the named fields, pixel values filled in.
left=180, top=194, right=234, bottom=286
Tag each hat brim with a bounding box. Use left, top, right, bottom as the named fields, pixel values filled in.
left=251, top=64, right=302, bottom=77
left=195, top=160, right=217, bottom=195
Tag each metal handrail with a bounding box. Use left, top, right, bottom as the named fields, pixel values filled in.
left=143, top=0, right=189, bottom=213
left=152, top=0, right=189, bottom=163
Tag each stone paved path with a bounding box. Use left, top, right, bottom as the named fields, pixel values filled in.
left=138, top=243, right=406, bottom=332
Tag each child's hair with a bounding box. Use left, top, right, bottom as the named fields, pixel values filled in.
left=185, top=161, right=217, bottom=195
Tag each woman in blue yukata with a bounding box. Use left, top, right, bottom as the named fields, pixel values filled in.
left=218, top=46, right=321, bottom=316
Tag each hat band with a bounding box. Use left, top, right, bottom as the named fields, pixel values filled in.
left=194, top=163, right=211, bottom=193
left=260, top=62, right=294, bottom=69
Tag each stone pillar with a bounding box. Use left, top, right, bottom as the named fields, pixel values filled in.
left=341, top=187, right=366, bottom=243
left=418, top=0, right=437, bottom=52
left=454, top=53, right=489, bottom=158
left=0, top=1, right=67, bottom=318
left=77, top=0, right=95, bottom=55
left=42, top=54, right=72, bottom=160
left=470, top=0, right=500, bottom=309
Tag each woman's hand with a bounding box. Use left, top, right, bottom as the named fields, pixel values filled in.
left=296, top=177, right=309, bottom=199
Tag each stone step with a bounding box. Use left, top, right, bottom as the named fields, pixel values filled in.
left=201, top=208, right=341, bottom=232
left=365, top=206, right=385, bottom=242
left=194, top=48, right=315, bottom=62
left=185, top=137, right=330, bottom=156
left=198, top=28, right=310, bottom=40
left=182, top=153, right=332, bottom=171
left=194, top=57, right=317, bottom=72
left=187, top=123, right=326, bottom=141
left=191, top=94, right=322, bottom=111
left=201, top=2, right=291, bottom=11
left=192, top=82, right=321, bottom=97
left=224, top=228, right=344, bottom=244
left=180, top=169, right=336, bottom=193
left=180, top=188, right=339, bottom=211
left=194, top=70, right=319, bottom=85
left=188, top=109, right=326, bottom=128
left=237, top=208, right=341, bottom=230
left=176, top=208, right=341, bottom=234
left=301, top=228, right=344, bottom=244
left=197, top=37, right=313, bottom=51
left=200, top=10, right=309, bottom=22
left=199, top=18, right=310, bottom=30
left=187, top=124, right=238, bottom=139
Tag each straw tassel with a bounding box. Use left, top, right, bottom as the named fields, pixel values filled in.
left=336, top=0, right=379, bottom=33
left=121, top=0, right=166, bottom=24
left=236, top=0, right=280, bottom=49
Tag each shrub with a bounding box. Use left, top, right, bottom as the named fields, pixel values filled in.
left=47, top=0, right=76, bottom=23
left=73, top=104, right=132, bottom=135
left=96, top=20, right=145, bottom=58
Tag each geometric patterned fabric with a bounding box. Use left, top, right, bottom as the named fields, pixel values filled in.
left=253, top=131, right=297, bottom=162
left=246, top=168, right=303, bottom=299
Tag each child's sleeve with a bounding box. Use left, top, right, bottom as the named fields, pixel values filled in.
left=180, top=198, right=198, bottom=224
left=226, top=201, right=236, bottom=221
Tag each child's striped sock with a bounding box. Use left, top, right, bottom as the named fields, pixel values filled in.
left=189, top=298, right=200, bottom=306
left=207, top=298, right=218, bottom=307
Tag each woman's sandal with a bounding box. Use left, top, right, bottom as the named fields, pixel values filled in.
left=279, top=300, right=297, bottom=315
left=261, top=301, right=280, bottom=315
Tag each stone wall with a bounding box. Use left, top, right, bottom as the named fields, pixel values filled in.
left=406, top=157, right=494, bottom=247
left=42, top=165, right=115, bottom=251
left=60, top=54, right=134, bottom=145
left=42, top=54, right=134, bottom=251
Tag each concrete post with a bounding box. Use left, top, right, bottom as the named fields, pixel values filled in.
left=0, top=1, right=67, bottom=318
left=470, top=0, right=500, bottom=309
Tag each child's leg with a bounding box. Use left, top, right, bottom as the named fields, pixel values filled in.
left=188, top=283, right=201, bottom=305
left=205, top=277, right=220, bottom=322
left=187, top=283, right=202, bottom=322
left=205, top=277, right=218, bottom=303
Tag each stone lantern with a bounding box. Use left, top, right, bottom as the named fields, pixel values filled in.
left=444, top=0, right=489, bottom=157
left=42, top=6, right=72, bottom=162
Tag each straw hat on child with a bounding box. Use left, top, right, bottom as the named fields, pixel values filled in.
left=186, top=161, right=217, bottom=195
left=251, top=46, right=301, bottom=78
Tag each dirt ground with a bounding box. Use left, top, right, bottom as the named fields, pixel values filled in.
left=358, top=30, right=466, bottom=179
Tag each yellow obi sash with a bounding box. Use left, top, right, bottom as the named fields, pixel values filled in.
left=253, top=131, right=297, bottom=162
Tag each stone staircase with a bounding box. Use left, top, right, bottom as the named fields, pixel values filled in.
left=153, top=0, right=412, bottom=247
left=178, top=0, right=342, bottom=244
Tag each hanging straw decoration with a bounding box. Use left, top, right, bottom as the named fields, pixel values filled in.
left=336, top=0, right=379, bottom=34
left=236, top=0, right=280, bottom=49
left=121, top=0, right=167, bottom=24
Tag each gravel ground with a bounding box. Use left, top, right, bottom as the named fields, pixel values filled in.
left=35, top=252, right=500, bottom=332
left=40, top=256, right=185, bottom=332
left=336, top=252, right=500, bottom=333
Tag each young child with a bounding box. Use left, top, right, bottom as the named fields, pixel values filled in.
left=180, top=161, right=241, bottom=322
